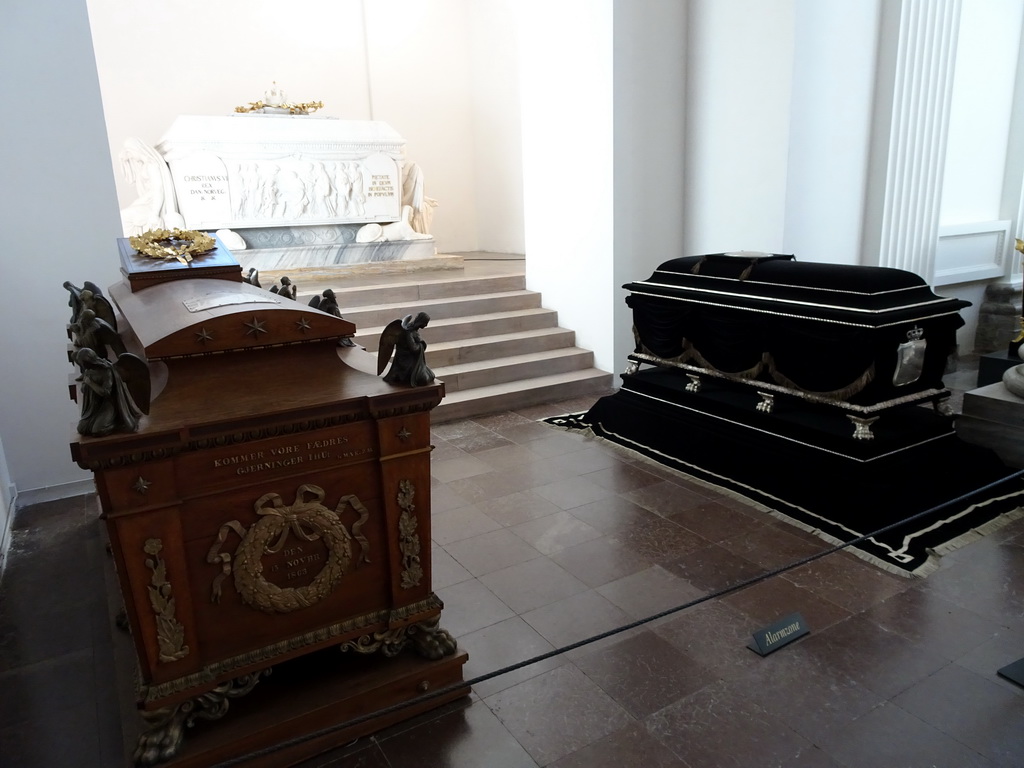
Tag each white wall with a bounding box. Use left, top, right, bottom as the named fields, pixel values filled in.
left=784, top=0, right=881, bottom=265
left=0, top=435, right=12, bottom=575
left=519, top=0, right=616, bottom=372
left=937, top=0, right=1023, bottom=350
left=361, top=0, right=479, bottom=251
left=683, top=0, right=796, bottom=255
left=941, top=0, right=1023, bottom=225
left=85, top=0, right=519, bottom=255
left=469, top=0, right=525, bottom=254
left=613, top=1, right=688, bottom=375
left=1004, top=12, right=1024, bottom=245
left=85, top=0, right=372, bottom=203
left=0, top=0, right=123, bottom=497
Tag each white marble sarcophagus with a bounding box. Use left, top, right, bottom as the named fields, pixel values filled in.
left=119, top=115, right=438, bottom=272
left=129, top=115, right=405, bottom=230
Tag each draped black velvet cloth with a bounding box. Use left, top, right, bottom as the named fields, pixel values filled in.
left=570, top=370, right=1024, bottom=575
left=625, top=254, right=970, bottom=406
left=584, top=256, right=1014, bottom=574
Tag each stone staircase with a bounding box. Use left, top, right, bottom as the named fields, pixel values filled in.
left=294, top=268, right=613, bottom=422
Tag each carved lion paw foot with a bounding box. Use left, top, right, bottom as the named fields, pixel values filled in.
left=133, top=716, right=185, bottom=766
left=409, top=620, right=457, bottom=660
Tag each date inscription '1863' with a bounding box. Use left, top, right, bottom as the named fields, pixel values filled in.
left=263, top=540, right=329, bottom=588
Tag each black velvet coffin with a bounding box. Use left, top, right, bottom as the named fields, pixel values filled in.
left=624, top=253, right=970, bottom=412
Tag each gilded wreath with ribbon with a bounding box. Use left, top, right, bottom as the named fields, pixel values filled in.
left=129, top=228, right=216, bottom=264
left=206, top=484, right=370, bottom=613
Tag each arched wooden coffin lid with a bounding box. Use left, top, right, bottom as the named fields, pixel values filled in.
left=108, top=278, right=356, bottom=361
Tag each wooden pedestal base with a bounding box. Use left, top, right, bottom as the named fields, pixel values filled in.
left=172, top=648, right=467, bottom=768
left=105, top=549, right=469, bottom=768
left=126, top=645, right=469, bottom=768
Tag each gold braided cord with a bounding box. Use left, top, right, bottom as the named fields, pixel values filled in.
left=638, top=341, right=874, bottom=400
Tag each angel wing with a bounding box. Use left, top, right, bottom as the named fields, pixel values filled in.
left=65, top=280, right=119, bottom=330
left=308, top=294, right=322, bottom=310
left=63, top=281, right=84, bottom=323
left=269, top=285, right=280, bottom=294
left=320, top=299, right=343, bottom=319
left=96, top=317, right=128, bottom=359
left=113, top=352, right=152, bottom=415
left=377, top=318, right=406, bottom=376
left=90, top=292, right=118, bottom=332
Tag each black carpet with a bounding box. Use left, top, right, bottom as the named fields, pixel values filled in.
left=545, top=372, right=1024, bottom=576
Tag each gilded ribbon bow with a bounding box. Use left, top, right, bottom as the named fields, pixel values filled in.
left=253, top=486, right=325, bottom=554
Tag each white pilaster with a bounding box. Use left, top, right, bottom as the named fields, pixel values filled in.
left=874, top=0, right=961, bottom=281
left=1011, top=15, right=1024, bottom=283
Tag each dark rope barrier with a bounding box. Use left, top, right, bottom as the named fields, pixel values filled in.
left=212, top=467, right=1024, bottom=766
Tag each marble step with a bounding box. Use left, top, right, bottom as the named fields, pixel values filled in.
left=295, top=274, right=527, bottom=309
left=290, top=264, right=613, bottom=422
left=432, top=369, right=614, bottom=422
left=366, top=327, right=578, bottom=369
left=354, top=309, right=562, bottom=349
left=423, top=328, right=578, bottom=368
left=329, top=290, right=543, bottom=329
left=433, top=348, right=595, bottom=392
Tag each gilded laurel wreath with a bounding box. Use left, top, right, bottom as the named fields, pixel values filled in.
left=129, top=228, right=216, bottom=264
left=232, top=504, right=350, bottom=613
left=234, top=100, right=324, bottom=115
left=207, top=484, right=370, bottom=614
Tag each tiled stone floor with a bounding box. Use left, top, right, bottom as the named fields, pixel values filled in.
left=4, top=387, right=1024, bottom=767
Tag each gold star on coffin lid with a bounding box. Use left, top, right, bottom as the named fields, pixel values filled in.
left=107, top=278, right=355, bottom=361
left=117, top=234, right=245, bottom=293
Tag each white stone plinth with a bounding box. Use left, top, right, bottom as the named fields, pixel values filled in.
left=236, top=239, right=438, bottom=272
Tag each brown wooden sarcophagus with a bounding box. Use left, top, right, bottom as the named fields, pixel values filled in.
left=68, top=241, right=464, bottom=766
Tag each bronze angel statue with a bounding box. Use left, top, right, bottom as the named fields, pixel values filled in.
left=269, top=275, right=297, bottom=301
left=75, top=348, right=151, bottom=436
left=308, top=288, right=341, bottom=316
left=64, top=280, right=118, bottom=331
left=70, top=309, right=127, bottom=363
left=309, top=288, right=356, bottom=346
left=377, top=312, right=435, bottom=387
